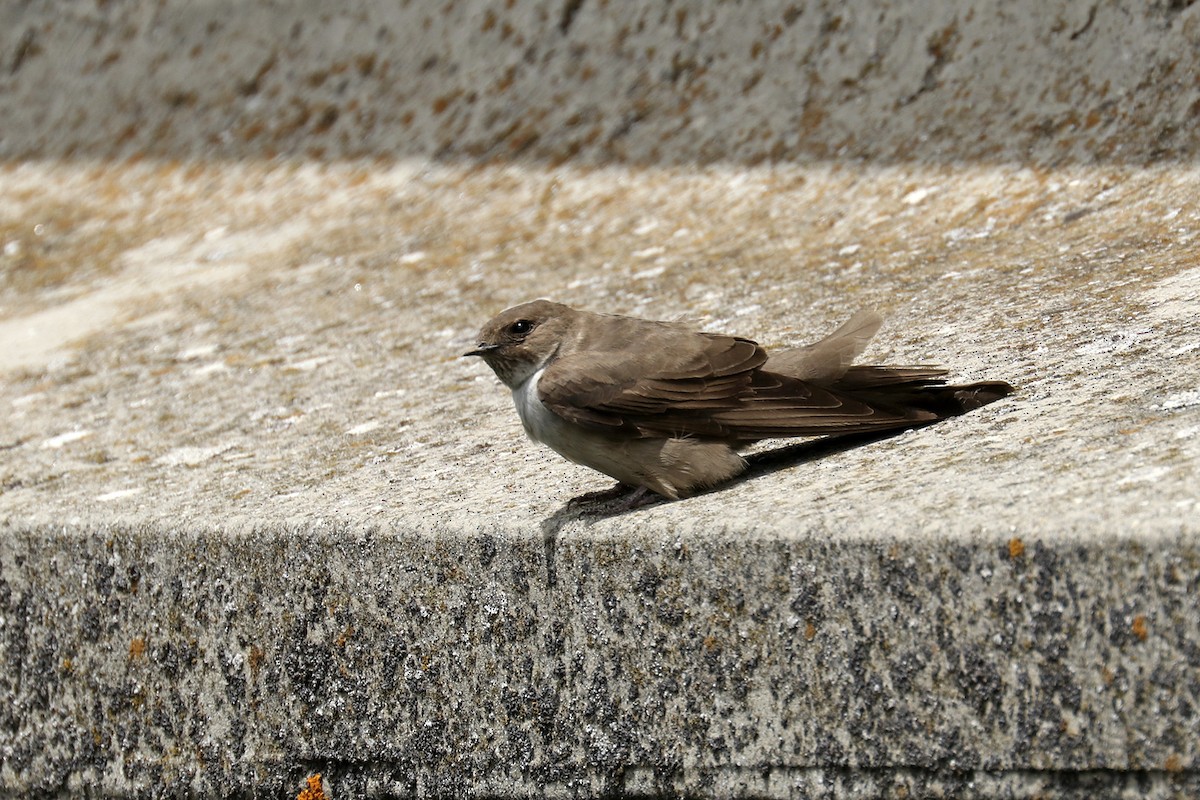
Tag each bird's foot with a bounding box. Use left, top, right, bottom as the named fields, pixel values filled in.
left=567, top=484, right=662, bottom=513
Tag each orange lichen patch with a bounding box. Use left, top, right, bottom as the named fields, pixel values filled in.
left=240, top=120, right=267, bottom=142
left=335, top=625, right=356, bottom=648
left=297, top=773, right=327, bottom=800
left=1165, top=753, right=1184, bottom=773
left=248, top=645, right=266, bottom=680
left=492, top=67, right=517, bottom=94
left=1008, top=537, right=1025, bottom=558
left=129, top=637, right=147, bottom=659
left=1131, top=615, right=1148, bottom=641
left=432, top=92, right=462, bottom=115
left=804, top=621, right=817, bottom=642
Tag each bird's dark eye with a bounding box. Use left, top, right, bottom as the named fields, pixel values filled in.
left=508, top=319, right=534, bottom=336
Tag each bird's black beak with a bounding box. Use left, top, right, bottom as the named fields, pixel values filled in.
left=463, top=343, right=500, bottom=358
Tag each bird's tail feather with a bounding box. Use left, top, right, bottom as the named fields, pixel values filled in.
left=836, top=368, right=1014, bottom=418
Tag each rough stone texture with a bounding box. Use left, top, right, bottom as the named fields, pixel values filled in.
left=1, top=1, right=1199, bottom=164
left=2, top=1, right=1200, bottom=798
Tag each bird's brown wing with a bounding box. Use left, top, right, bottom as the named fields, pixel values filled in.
left=763, top=310, right=883, bottom=382
left=538, top=327, right=937, bottom=441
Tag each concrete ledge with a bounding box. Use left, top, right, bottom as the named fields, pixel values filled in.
left=3, top=521, right=1198, bottom=797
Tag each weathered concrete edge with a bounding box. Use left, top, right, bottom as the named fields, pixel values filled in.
left=1, top=517, right=1197, bottom=797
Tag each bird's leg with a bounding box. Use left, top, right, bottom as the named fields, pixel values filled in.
left=567, top=484, right=664, bottom=514
left=611, top=486, right=660, bottom=511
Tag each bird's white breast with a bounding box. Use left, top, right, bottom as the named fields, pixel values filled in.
left=509, top=367, right=652, bottom=487
left=511, top=368, right=562, bottom=445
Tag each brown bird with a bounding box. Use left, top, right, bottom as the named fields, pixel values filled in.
left=465, top=300, right=1012, bottom=500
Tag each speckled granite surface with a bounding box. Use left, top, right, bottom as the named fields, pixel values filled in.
left=4, top=522, right=1198, bottom=797
left=2, top=1, right=1199, bottom=797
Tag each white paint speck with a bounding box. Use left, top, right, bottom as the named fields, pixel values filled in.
left=902, top=187, right=934, bottom=205
left=633, top=264, right=666, bottom=279
left=156, top=443, right=235, bottom=467
left=96, top=488, right=143, bottom=502
left=178, top=343, right=219, bottom=361
left=631, top=246, right=665, bottom=259
left=42, top=430, right=91, bottom=449
left=287, top=356, right=331, bottom=372
left=191, top=361, right=227, bottom=376
left=346, top=421, right=381, bottom=436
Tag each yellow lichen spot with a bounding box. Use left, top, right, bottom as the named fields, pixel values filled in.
left=1131, top=615, right=1148, bottom=641
left=1008, top=537, right=1025, bottom=558
left=129, top=637, right=147, bottom=659
left=298, top=773, right=327, bottom=800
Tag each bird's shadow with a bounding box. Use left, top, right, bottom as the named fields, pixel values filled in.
left=538, top=426, right=918, bottom=553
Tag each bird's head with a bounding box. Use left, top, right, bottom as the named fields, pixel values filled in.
left=464, top=299, right=577, bottom=388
